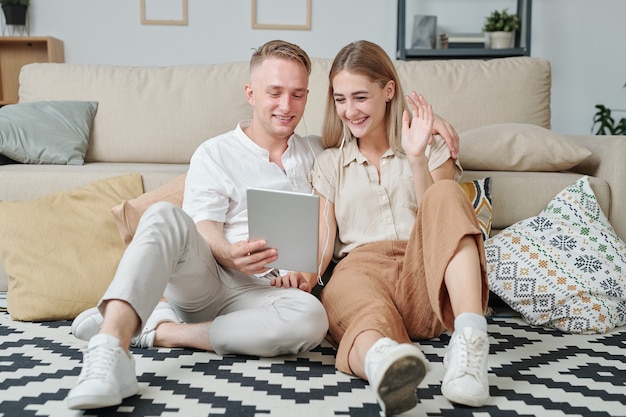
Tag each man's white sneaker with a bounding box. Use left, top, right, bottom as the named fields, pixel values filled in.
left=71, top=306, right=104, bottom=341
left=67, top=334, right=139, bottom=410
left=442, top=327, right=489, bottom=407
left=71, top=301, right=180, bottom=349
left=364, top=337, right=429, bottom=417
left=131, top=302, right=181, bottom=348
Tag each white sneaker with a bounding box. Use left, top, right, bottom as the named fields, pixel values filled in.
left=71, top=307, right=104, bottom=340
left=71, top=301, right=180, bottom=348
left=131, top=302, right=181, bottom=348
left=364, top=337, right=429, bottom=416
left=67, top=334, right=139, bottom=410
left=442, top=327, right=490, bottom=407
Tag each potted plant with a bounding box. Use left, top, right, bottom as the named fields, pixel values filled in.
left=1, top=0, right=29, bottom=26
left=592, top=82, right=626, bottom=135
left=482, top=8, right=520, bottom=49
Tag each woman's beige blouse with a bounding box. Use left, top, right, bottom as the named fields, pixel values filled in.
left=310, top=135, right=462, bottom=259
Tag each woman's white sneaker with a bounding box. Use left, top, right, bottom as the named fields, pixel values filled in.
left=364, top=337, right=429, bottom=416
left=442, top=327, right=489, bottom=407
left=67, top=334, right=139, bottom=410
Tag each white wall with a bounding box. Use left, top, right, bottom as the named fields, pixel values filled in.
left=10, top=0, right=626, bottom=135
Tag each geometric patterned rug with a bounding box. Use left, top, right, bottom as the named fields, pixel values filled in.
left=1, top=311, right=625, bottom=417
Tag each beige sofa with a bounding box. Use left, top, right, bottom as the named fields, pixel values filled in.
left=1, top=56, right=625, bottom=296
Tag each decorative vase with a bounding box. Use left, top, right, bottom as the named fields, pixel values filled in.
left=487, top=31, right=514, bottom=49
left=2, top=4, right=28, bottom=25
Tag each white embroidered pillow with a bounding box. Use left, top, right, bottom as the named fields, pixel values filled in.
left=485, top=176, right=626, bottom=334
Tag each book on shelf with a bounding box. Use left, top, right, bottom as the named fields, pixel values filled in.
left=448, top=42, right=485, bottom=49
left=440, top=33, right=485, bottom=49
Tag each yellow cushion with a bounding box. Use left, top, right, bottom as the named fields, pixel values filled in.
left=0, top=173, right=144, bottom=321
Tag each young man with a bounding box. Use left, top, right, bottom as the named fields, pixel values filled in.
left=66, top=40, right=330, bottom=410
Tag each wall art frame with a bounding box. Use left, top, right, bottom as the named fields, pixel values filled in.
left=251, top=0, right=311, bottom=30
left=140, top=0, right=188, bottom=26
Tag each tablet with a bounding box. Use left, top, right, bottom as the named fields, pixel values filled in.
left=247, top=187, right=319, bottom=273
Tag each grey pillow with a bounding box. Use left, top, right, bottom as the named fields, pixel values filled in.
left=0, top=100, right=98, bottom=165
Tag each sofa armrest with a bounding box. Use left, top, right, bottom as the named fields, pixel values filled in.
left=569, top=134, right=626, bottom=242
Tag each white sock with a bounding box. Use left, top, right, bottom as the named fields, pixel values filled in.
left=454, top=312, right=487, bottom=334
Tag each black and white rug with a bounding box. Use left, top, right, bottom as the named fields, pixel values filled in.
left=1, top=311, right=625, bottom=417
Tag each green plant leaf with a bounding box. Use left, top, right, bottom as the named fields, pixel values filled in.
left=483, top=8, right=520, bottom=32
left=592, top=102, right=626, bottom=135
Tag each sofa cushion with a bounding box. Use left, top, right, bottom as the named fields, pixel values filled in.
left=0, top=162, right=187, bottom=201
left=18, top=63, right=251, bottom=164
left=0, top=101, right=97, bottom=165
left=393, top=57, right=552, bottom=133
left=485, top=176, right=626, bottom=334
left=18, top=57, right=551, bottom=163
left=0, top=173, right=143, bottom=321
left=459, top=123, right=592, bottom=171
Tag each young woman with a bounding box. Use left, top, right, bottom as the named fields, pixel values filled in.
left=310, top=40, right=490, bottom=415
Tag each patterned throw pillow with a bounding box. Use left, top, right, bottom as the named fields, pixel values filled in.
left=485, top=176, right=626, bottom=334
left=460, top=177, right=492, bottom=241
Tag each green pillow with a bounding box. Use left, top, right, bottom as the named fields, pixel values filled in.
left=0, top=100, right=98, bottom=165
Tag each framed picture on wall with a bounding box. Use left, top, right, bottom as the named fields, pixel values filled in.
left=140, top=0, right=188, bottom=26
left=251, top=0, right=311, bottom=30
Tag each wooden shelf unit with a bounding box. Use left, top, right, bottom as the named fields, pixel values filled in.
left=0, top=36, right=64, bottom=105
left=397, top=0, right=532, bottom=60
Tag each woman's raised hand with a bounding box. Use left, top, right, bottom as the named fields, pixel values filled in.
left=401, top=91, right=434, bottom=159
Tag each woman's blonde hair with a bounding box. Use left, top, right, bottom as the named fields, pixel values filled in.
left=322, top=40, right=406, bottom=152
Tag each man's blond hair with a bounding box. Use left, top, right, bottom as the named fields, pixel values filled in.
left=250, top=40, right=311, bottom=75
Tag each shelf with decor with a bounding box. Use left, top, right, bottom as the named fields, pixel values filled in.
left=0, top=36, right=64, bottom=106
left=397, top=0, right=531, bottom=60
